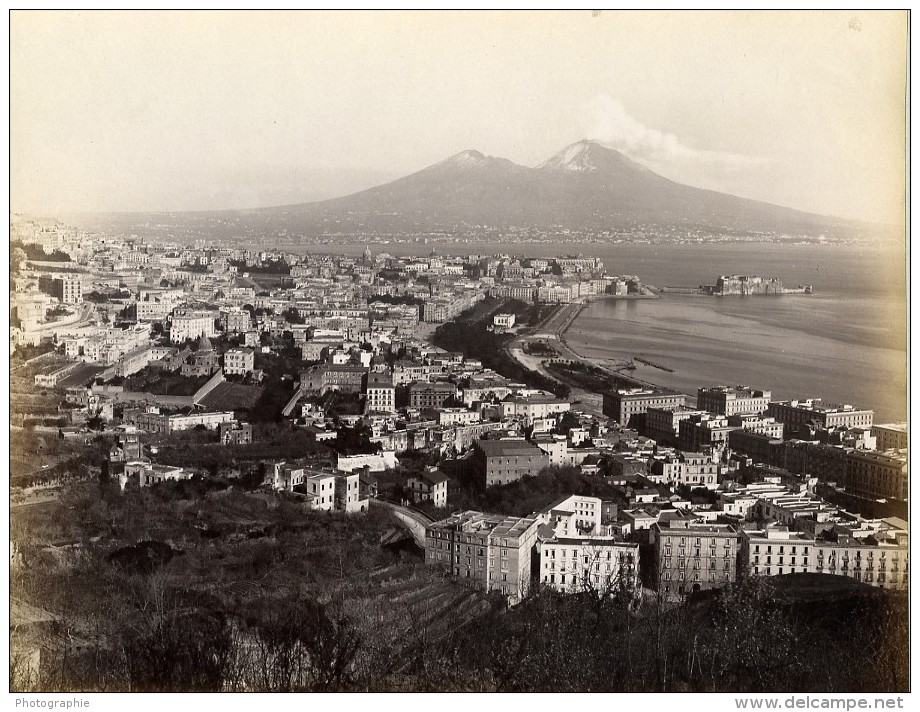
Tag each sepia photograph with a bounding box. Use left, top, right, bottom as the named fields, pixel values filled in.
left=7, top=9, right=910, bottom=700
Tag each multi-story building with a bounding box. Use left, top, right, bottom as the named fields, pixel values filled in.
left=424, top=510, right=541, bottom=604
left=169, top=309, right=218, bottom=344
left=223, top=347, right=255, bottom=376
left=218, top=420, right=253, bottom=445
left=109, top=424, right=144, bottom=462
left=489, top=284, right=537, bottom=302
left=537, top=494, right=604, bottom=537
left=392, top=361, right=435, bottom=386
left=122, top=461, right=193, bottom=489
left=767, top=399, right=874, bottom=435
left=223, top=309, right=253, bottom=334
left=871, top=423, right=908, bottom=451
left=740, top=522, right=908, bottom=590
left=363, top=372, right=396, bottom=414
left=301, top=337, right=344, bottom=362
left=697, top=386, right=772, bottom=416
left=752, top=491, right=840, bottom=536
left=538, top=538, right=639, bottom=596
left=678, top=413, right=738, bottom=452
left=37, top=275, right=83, bottom=304
left=645, top=406, right=708, bottom=445
left=409, top=381, right=458, bottom=409
left=270, top=463, right=368, bottom=513
left=136, top=288, right=184, bottom=322
left=305, top=472, right=340, bottom=511
left=493, top=313, right=516, bottom=329
left=602, top=388, right=687, bottom=425
left=778, top=440, right=850, bottom=484
left=301, top=364, right=368, bottom=394
left=472, top=438, right=550, bottom=487
left=503, top=394, right=571, bottom=425
left=652, top=521, right=739, bottom=597
left=652, top=451, right=725, bottom=490
left=437, top=408, right=481, bottom=427
left=727, top=413, right=784, bottom=439
left=124, top=407, right=234, bottom=434
left=406, top=467, right=449, bottom=508
left=727, top=429, right=784, bottom=464
left=717, top=481, right=791, bottom=518
left=845, top=449, right=908, bottom=501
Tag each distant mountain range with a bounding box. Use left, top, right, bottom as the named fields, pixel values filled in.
left=249, top=139, right=859, bottom=235
left=63, top=140, right=874, bottom=239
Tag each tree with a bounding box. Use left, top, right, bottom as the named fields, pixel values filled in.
left=99, top=459, right=110, bottom=490
left=119, top=577, right=234, bottom=692
left=281, top=308, right=305, bottom=325
left=244, top=595, right=362, bottom=691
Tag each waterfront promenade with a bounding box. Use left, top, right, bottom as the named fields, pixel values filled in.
left=504, top=296, right=665, bottom=412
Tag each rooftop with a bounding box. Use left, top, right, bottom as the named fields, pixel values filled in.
left=475, top=439, right=545, bottom=457
left=547, top=537, right=637, bottom=547
left=427, top=510, right=539, bottom=540
left=771, top=399, right=872, bottom=415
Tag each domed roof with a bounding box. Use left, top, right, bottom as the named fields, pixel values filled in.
left=196, top=334, right=213, bottom=352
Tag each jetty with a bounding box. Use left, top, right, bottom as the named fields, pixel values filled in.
left=634, top=356, right=674, bottom=373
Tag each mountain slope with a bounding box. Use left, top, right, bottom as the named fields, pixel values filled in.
left=267, top=140, right=851, bottom=234
left=64, top=140, right=869, bottom=240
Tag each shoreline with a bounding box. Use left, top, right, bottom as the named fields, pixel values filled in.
left=558, top=290, right=905, bottom=422
left=554, top=299, right=667, bottom=393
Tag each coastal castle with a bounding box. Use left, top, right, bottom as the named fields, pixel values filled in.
left=708, top=275, right=812, bottom=296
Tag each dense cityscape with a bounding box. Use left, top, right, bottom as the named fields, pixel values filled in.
left=9, top=212, right=908, bottom=692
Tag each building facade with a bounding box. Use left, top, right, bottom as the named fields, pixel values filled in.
left=652, top=522, right=739, bottom=597
left=603, top=389, right=687, bottom=425
left=767, top=399, right=874, bottom=433
left=424, top=510, right=541, bottom=605
left=224, top=348, right=255, bottom=375
left=407, top=467, right=449, bottom=508
left=409, top=381, right=458, bottom=409
left=697, top=386, right=772, bottom=416
left=472, top=439, right=550, bottom=487
left=845, top=449, right=908, bottom=501
left=740, top=523, right=908, bottom=590
left=538, top=538, right=639, bottom=596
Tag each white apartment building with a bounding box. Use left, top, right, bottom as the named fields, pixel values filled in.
left=224, top=347, right=255, bottom=375
left=125, top=408, right=234, bottom=434
left=271, top=463, right=368, bottom=513
left=537, top=494, right=604, bottom=537
left=740, top=523, right=908, bottom=590
left=169, top=309, right=218, bottom=344
left=538, top=538, right=639, bottom=596
left=364, top=373, right=395, bottom=414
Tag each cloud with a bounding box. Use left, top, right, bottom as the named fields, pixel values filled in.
left=583, top=94, right=766, bottom=174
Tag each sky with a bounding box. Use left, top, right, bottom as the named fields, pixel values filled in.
left=10, top=10, right=908, bottom=223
